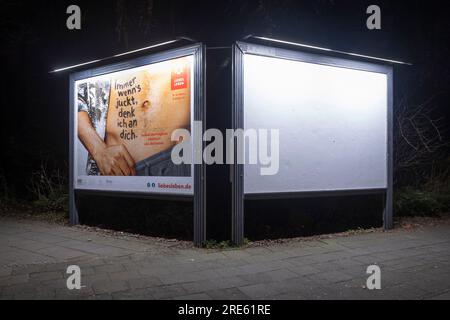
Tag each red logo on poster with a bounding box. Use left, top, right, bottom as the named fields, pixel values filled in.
left=171, top=66, right=188, bottom=90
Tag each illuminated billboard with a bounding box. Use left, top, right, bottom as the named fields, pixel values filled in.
left=68, top=43, right=205, bottom=244
left=242, top=53, right=388, bottom=194
left=232, top=41, right=393, bottom=244
left=71, top=53, right=196, bottom=195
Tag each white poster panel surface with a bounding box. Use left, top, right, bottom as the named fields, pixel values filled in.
left=243, top=54, right=388, bottom=194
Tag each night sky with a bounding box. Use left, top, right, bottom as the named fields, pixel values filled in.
left=1, top=0, right=449, bottom=196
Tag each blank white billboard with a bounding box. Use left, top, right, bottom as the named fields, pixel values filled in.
left=243, top=54, right=388, bottom=194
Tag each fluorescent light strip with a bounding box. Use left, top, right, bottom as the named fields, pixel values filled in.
left=51, top=59, right=102, bottom=73
left=51, top=40, right=179, bottom=73
left=343, top=52, right=410, bottom=65
left=113, top=40, right=178, bottom=57
left=253, top=36, right=411, bottom=65
left=255, top=36, right=333, bottom=52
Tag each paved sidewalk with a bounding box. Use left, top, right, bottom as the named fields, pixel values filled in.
left=0, top=217, right=449, bottom=300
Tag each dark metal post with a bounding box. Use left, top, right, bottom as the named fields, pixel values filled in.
left=384, top=68, right=394, bottom=230
left=193, top=45, right=206, bottom=247
left=69, top=75, right=79, bottom=226
left=231, top=44, right=245, bottom=246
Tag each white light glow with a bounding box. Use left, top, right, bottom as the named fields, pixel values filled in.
left=253, top=36, right=411, bottom=65
left=51, top=40, right=179, bottom=73
left=113, top=40, right=178, bottom=57
left=254, top=36, right=333, bottom=52
left=51, top=59, right=102, bottom=73
left=243, top=54, right=388, bottom=194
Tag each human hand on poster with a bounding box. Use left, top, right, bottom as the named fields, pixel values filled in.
left=93, top=144, right=136, bottom=176
left=78, top=111, right=136, bottom=176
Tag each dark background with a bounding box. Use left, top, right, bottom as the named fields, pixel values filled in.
left=1, top=0, right=449, bottom=241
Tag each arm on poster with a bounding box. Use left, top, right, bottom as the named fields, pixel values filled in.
left=77, top=111, right=136, bottom=176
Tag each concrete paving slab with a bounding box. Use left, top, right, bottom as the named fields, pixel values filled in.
left=0, top=217, right=449, bottom=300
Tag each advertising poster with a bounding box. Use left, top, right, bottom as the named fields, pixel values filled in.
left=74, top=55, right=194, bottom=195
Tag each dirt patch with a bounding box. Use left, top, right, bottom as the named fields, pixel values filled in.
left=395, top=213, right=450, bottom=230
left=245, top=213, right=450, bottom=248
left=0, top=204, right=67, bottom=225
left=2, top=204, right=449, bottom=250
left=73, top=224, right=193, bottom=249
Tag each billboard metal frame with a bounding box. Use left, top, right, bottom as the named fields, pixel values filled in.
left=69, top=43, right=206, bottom=247
left=232, top=41, right=393, bottom=245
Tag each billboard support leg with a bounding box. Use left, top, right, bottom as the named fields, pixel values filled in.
left=383, top=189, right=393, bottom=230
left=384, top=68, right=394, bottom=230
left=69, top=74, right=79, bottom=227
left=69, top=190, right=79, bottom=226
left=193, top=163, right=205, bottom=247
left=231, top=166, right=244, bottom=246
left=193, top=45, right=206, bottom=247
left=231, top=44, right=245, bottom=246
